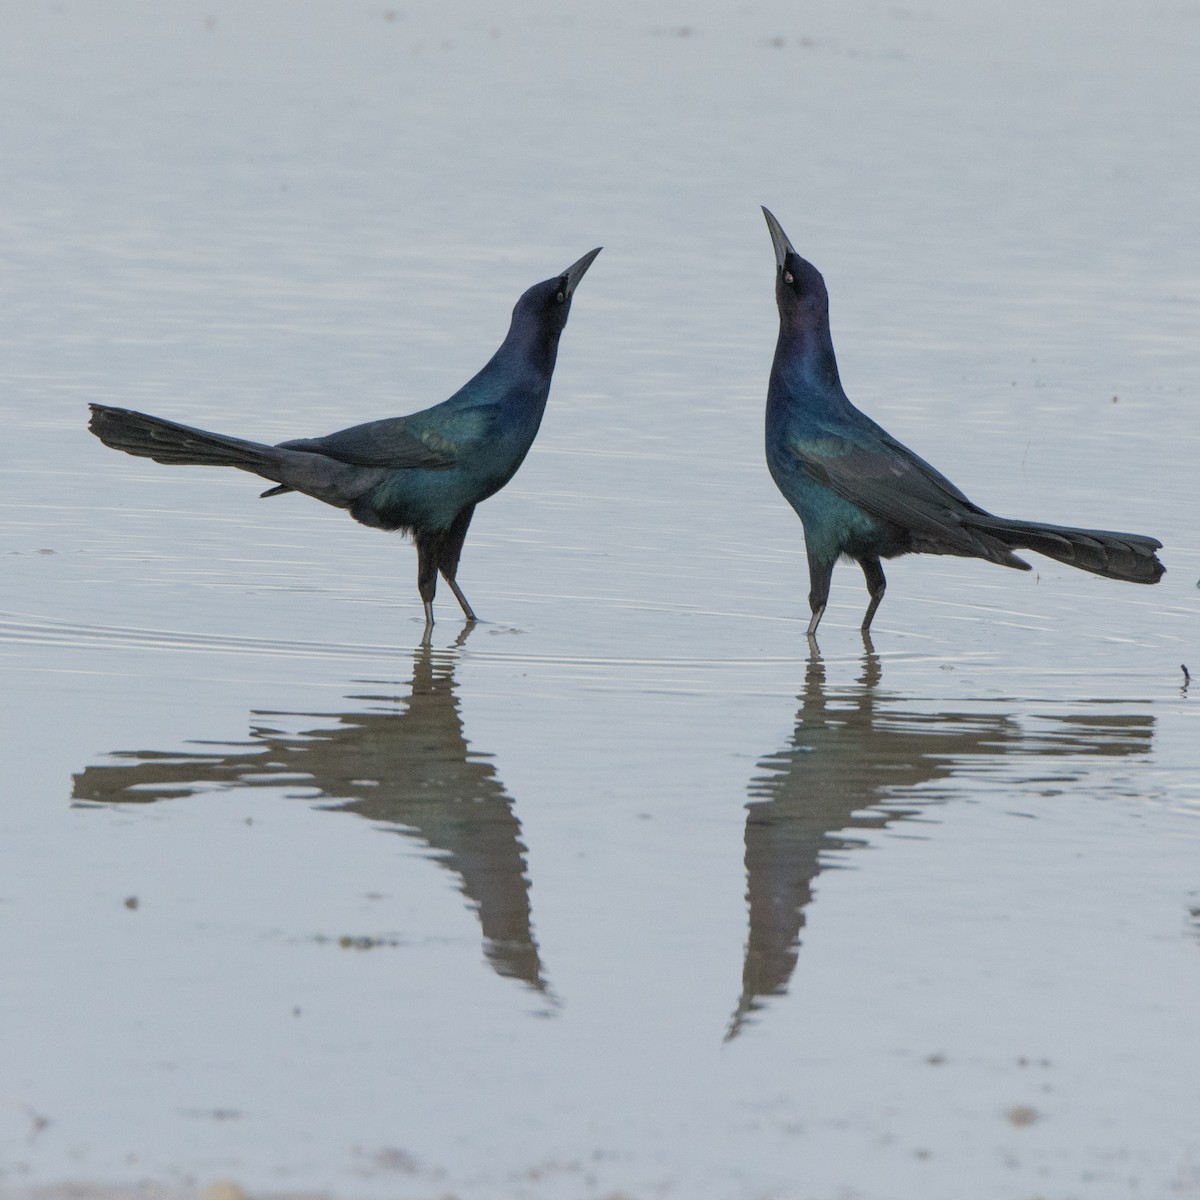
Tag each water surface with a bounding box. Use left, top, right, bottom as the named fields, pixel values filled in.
left=1, top=3, right=1198, bottom=1198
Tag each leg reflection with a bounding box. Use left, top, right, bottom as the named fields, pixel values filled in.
left=72, top=628, right=549, bottom=995
left=728, top=642, right=1153, bottom=1039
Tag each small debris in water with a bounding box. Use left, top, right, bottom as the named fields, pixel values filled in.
left=328, top=934, right=403, bottom=950
left=1006, top=1104, right=1039, bottom=1127
left=363, top=1146, right=421, bottom=1174
left=24, top=1104, right=51, bottom=1142
left=200, top=1179, right=248, bottom=1200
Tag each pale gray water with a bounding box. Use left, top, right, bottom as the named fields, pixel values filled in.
left=1, top=3, right=1198, bottom=1198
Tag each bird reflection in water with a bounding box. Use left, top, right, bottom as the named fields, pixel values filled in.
left=71, top=629, right=548, bottom=994
left=729, top=635, right=1154, bottom=1039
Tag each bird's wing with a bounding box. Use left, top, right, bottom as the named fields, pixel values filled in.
left=279, top=404, right=504, bottom=471
left=398, top=403, right=503, bottom=457
left=787, top=428, right=988, bottom=547
left=278, top=416, right=459, bottom=470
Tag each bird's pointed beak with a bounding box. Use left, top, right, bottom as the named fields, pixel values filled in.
left=561, top=247, right=602, bottom=296
left=761, top=207, right=795, bottom=270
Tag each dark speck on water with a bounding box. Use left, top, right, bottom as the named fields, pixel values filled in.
left=335, top=934, right=403, bottom=950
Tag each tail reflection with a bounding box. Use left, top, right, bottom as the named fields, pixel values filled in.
left=72, top=631, right=549, bottom=994
left=729, top=637, right=1154, bottom=1039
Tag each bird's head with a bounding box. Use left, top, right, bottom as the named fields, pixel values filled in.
left=761, top=207, right=830, bottom=330
left=510, top=247, right=603, bottom=340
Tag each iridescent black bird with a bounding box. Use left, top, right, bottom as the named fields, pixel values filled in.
left=89, top=248, right=601, bottom=628
left=761, top=207, right=1164, bottom=636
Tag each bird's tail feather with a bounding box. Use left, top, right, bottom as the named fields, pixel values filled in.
left=88, top=404, right=285, bottom=474
left=968, top=514, right=1164, bottom=584
left=87, top=404, right=385, bottom=512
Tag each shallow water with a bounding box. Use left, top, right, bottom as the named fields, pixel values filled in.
left=1, top=3, right=1199, bottom=1198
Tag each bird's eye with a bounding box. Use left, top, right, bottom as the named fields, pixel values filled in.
left=783, top=270, right=794, bottom=285
left=555, top=290, right=566, bottom=304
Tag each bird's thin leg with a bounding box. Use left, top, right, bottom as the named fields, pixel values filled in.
left=438, top=505, right=478, bottom=623
left=415, top=533, right=440, bottom=629
left=806, top=550, right=834, bottom=638
left=859, top=555, right=887, bottom=632
left=445, top=579, right=476, bottom=623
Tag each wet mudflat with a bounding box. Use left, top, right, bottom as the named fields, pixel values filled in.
left=1, top=3, right=1198, bottom=1198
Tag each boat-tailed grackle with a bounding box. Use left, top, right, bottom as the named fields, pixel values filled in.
left=761, top=207, right=1163, bottom=637
left=89, top=248, right=601, bottom=628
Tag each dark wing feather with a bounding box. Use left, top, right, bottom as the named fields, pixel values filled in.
left=279, top=417, right=457, bottom=470
left=788, top=433, right=1028, bottom=564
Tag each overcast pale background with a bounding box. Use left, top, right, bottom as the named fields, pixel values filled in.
left=1, top=3, right=1198, bottom=1199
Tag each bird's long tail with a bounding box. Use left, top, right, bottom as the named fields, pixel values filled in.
left=87, top=404, right=386, bottom=512
left=88, top=404, right=286, bottom=474
left=967, top=513, right=1165, bottom=584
